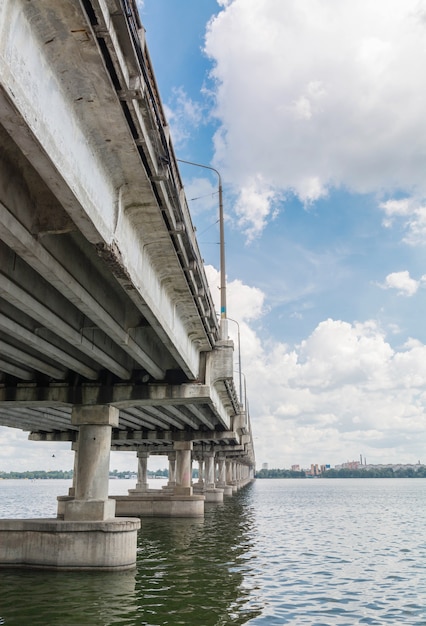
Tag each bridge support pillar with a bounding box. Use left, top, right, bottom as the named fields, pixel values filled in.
left=216, top=455, right=232, bottom=495
left=168, top=452, right=177, bottom=488
left=64, top=405, right=117, bottom=521
left=129, top=450, right=149, bottom=494
left=174, top=441, right=193, bottom=496
left=197, top=458, right=205, bottom=488
left=161, top=452, right=176, bottom=493
left=0, top=406, right=141, bottom=571
left=198, top=451, right=224, bottom=503
left=192, top=455, right=204, bottom=495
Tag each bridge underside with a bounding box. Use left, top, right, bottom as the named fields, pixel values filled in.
left=0, top=380, right=243, bottom=450
left=0, top=0, right=255, bottom=460
left=0, top=0, right=255, bottom=571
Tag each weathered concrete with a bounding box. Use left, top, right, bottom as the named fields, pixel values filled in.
left=174, top=441, right=193, bottom=496
left=0, top=518, right=140, bottom=571
left=0, top=0, right=256, bottom=571
left=64, top=405, right=118, bottom=522
left=204, top=488, right=224, bottom=503
left=113, top=494, right=204, bottom=518
left=31, top=404, right=142, bottom=570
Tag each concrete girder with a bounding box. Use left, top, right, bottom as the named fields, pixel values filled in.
left=142, top=405, right=185, bottom=431
left=185, top=404, right=216, bottom=431
left=122, top=407, right=176, bottom=431
left=0, top=271, right=132, bottom=379
left=0, top=339, right=67, bottom=379
left=0, top=311, right=99, bottom=380
left=0, top=202, right=166, bottom=379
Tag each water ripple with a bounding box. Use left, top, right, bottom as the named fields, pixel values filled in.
left=0, top=478, right=425, bottom=625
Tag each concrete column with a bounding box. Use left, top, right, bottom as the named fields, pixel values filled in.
left=69, top=442, right=78, bottom=497
left=226, top=459, right=232, bottom=484
left=216, top=456, right=226, bottom=487
left=167, top=452, right=177, bottom=488
left=134, top=450, right=149, bottom=492
left=197, top=458, right=205, bottom=486
left=57, top=441, right=78, bottom=518
left=64, top=405, right=118, bottom=521
left=231, top=461, right=238, bottom=492
left=204, top=451, right=215, bottom=489
left=174, top=441, right=193, bottom=496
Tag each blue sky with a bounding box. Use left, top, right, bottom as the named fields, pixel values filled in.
left=2, top=0, right=426, bottom=473
left=138, top=0, right=426, bottom=470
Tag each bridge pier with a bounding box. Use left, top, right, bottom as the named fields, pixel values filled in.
left=128, top=450, right=150, bottom=494
left=0, top=405, right=140, bottom=571
left=64, top=406, right=117, bottom=521
left=216, top=455, right=233, bottom=496
left=193, top=451, right=224, bottom=502
left=113, top=444, right=204, bottom=517
left=203, top=450, right=224, bottom=502
left=174, top=441, right=193, bottom=496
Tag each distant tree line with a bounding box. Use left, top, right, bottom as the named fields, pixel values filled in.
left=323, top=467, right=426, bottom=478
left=255, top=468, right=306, bottom=479
left=255, top=466, right=426, bottom=479
left=0, top=470, right=73, bottom=480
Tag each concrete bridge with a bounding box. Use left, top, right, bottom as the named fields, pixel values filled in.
left=0, top=0, right=255, bottom=570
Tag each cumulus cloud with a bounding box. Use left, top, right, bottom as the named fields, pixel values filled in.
left=379, top=270, right=423, bottom=296
left=163, top=87, right=205, bottom=148
left=380, top=197, right=426, bottom=245
left=255, top=321, right=426, bottom=467
left=218, top=278, right=426, bottom=467
left=205, top=264, right=265, bottom=323
left=234, top=178, right=279, bottom=243
left=204, top=0, right=426, bottom=238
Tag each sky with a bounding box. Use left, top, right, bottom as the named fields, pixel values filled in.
left=2, top=0, right=426, bottom=473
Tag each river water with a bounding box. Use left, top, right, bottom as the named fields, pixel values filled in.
left=0, top=478, right=425, bottom=625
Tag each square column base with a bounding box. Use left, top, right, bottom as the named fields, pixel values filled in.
left=64, top=499, right=116, bottom=521
left=174, top=486, right=193, bottom=496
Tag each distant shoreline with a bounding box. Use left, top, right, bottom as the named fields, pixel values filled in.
left=256, top=467, right=426, bottom=479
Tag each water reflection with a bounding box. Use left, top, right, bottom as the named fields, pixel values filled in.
left=3, top=479, right=423, bottom=625
left=0, top=569, right=138, bottom=626
left=0, top=486, right=261, bottom=626
left=133, top=488, right=261, bottom=625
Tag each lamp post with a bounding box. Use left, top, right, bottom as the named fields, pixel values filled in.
left=233, top=370, right=248, bottom=413
left=177, top=158, right=227, bottom=339
left=228, top=317, right=242, bottom=405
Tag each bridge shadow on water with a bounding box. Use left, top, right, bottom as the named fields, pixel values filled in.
left=0, top=486, right=262, bottom=626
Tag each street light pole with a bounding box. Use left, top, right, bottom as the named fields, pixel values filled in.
left=228, top=317, right=242, bottom=405
left=177, top=158, right=227, bottom=339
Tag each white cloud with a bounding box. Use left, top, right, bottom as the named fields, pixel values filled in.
left=208, top=268, right=425, bottom=467
left=205, top=264, right=265, bottom=323
left=183, top=176, right=219, bottom=218
left=379, top=270, right=421, bottom=296
left=2, top=295, right=426, bottom=472
left=380, top=197, right=426, bottom=245
left=204, top=0, right=426, bottom=238
left=222, top=281, right=426, bottom=468
left=163, top=87, right=205, bottom=148
left=234, top=179, right=279, bottom=242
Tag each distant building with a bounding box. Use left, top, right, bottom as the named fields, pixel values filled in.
left=305, top=463, right=321, bottom=476
left=335, top=460, right=360, bottom=470
left=291, top=464, right=300, bottom=472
